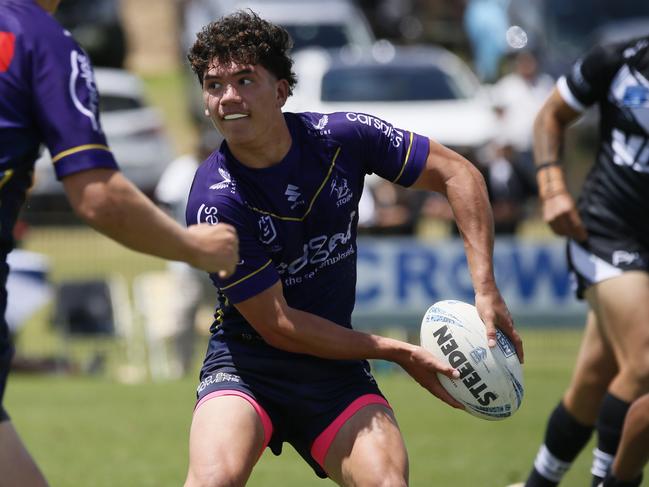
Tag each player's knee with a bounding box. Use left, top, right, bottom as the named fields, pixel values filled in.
left=618, top=356, right=649, bottom=393
left=185, top=463, right=249, bottom=487
left=357, top=462, right=408, bottom=487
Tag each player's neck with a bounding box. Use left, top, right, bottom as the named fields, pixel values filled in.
left=227, top=119, right=292, bottom=169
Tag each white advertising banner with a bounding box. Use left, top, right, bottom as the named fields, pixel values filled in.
left=354, top=237, right=587, bottom=328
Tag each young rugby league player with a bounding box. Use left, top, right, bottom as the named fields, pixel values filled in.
left=183, top=10, right=523, bottom=486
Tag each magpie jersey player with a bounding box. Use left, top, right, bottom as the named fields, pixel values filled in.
left=513, top=36, right=649, bottom=487
left=186, top=111, right=429, bottom=474
left=558, top=36, right=649, bottom=292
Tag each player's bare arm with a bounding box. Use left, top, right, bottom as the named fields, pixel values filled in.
left=62, top=168, right=239, bottom=277
left=235, top=281, right=463, bottom=409
left=533, top=88, right=587, bottom=241
left=410, top=139, right=523, bottom=363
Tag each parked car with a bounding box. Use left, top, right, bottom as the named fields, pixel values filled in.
left=181, top=0, right=375, bottom=54
left=29, top=68, right=174, bottom=214
left=180, top=0, right=376, bottom=122
left=284, top=44, right=498, bottom=158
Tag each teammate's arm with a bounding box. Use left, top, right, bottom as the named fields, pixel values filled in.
left=62, top=168, right=239, bottom=276
left=409, top=138, right=523, bottom=363
left=234, top=280, right=463, bottom=409
left=533, top=88, right=586, bottom=241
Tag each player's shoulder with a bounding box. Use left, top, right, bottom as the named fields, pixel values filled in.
left=290, top=110, right=389, bottom=145
left=582, top=36, right=648, bottom=71
left=187, top=151, right=248, bottom=226
left=5, top=1, right=73, bottom=48
left=192, top=150, right=243, bottom=204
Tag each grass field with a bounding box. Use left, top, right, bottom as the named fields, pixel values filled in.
left=8, top=227, right=644, bottom=486
left=6, top=327, right=608, bottom=487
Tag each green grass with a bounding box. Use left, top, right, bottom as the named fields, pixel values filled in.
left=9, top=228, right=643, bottom=486
left=5, top=327, right=613, bottom=487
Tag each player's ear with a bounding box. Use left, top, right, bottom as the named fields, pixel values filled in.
left=276, top=79, right=289, bottom=108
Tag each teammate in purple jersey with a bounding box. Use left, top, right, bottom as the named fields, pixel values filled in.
left=0, top=1, right=239, bottom=485
left=509, top=36, right=649, bottom=487
left=183, top=11, right=523, bottom=486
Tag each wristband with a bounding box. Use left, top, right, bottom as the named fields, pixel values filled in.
left=535, top=161, right=561, bottom=172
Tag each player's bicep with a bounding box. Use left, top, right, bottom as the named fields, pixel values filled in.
left=410, top=138, right=475, bottom=194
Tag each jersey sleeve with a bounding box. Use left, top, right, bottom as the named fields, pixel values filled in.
left=558, top=42, right=626, bottom=112
left=186, top=163, right=279, bottom=304
left=322, top=112, right=429, bottom=187
left=31, top=23, right=118, bottom=178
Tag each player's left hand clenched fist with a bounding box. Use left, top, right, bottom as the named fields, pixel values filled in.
left=187, top=223, right=239, bottom=277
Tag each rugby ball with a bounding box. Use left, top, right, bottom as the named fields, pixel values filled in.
left=420, top=299, right=524, bottom=420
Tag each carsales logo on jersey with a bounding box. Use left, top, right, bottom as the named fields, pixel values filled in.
left=345, top=112, right=403, bottom=148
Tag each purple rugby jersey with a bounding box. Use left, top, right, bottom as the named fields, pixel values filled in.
left=0, top=0, right=118, bottom=253
left=186, top=111, right=429, bottom=334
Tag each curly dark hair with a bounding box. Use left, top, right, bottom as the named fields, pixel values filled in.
left=188, top=10, right=297, bottom=95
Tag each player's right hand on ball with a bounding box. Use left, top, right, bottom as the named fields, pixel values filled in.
left=187, top=223, right=239, bottom=277
left=399, top=345, right=464, bottom=410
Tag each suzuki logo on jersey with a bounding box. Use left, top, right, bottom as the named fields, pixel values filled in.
left=330, top=177, right=352, bottom=207
left=285, top=184, right=305, bottom=210
left=69, top=50, right=100, bottom=132
left=258, top=215, right=277, bottom=245
left=197, top=204, right=219, bottom=225
left=209, top=168, right=232, bottom=191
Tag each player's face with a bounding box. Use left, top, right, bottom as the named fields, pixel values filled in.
left=202, top=60, right=289, bottom=147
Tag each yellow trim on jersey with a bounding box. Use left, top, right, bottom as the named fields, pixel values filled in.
left=246, top=146, right=341, bottom=222
left=51, top=144, right=111, bottom=164
left=221, top=259, right=274, bottom=290
left=392, top=131, right=414, bottom=184
left=0, top=169, right=14, bottom=191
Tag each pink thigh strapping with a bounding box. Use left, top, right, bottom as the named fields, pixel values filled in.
left=195, top=390, right=274, bottom=449
left=310, top=394, right=391, bottom=468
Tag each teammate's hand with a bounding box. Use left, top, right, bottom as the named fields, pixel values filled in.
left=398, top=345, right=465, bottom=410
left=186, top=223, right=239, bottom=277
left=475, top=289, right=524, bottom=364
left=542, top=192, right=588, bottom=241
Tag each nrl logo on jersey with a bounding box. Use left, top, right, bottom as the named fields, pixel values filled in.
left=258, top=215, right=278, bottom=246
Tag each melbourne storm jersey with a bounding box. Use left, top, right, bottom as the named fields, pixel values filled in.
left=0, top=0, right=118, bottom=255
left=558, top=36, right=649, bottom=244
left=187, top=111, right=428, bottom=340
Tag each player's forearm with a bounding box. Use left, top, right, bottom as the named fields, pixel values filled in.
left=249, top=302, right=415, bottom=363
left=65, top=170, right=197, bottom=262
left=445, top=162, right=497, bottom=294
left=533, top=89, right=580, bottom=199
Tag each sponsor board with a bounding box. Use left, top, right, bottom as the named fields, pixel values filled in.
left=354, top=237, right=586, bottom=327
